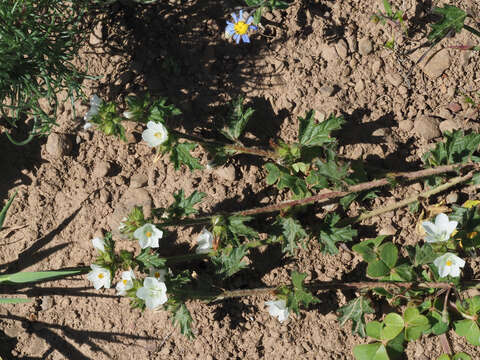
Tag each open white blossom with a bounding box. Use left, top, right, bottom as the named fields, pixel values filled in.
left=133, top=223, right=163, bottom=249
left=136, top=277, right=168, bottom=309
left=149, top=267, right=166, bottom=282
left=83, top=94, right=103, bottom=130
left=195, top=228, right=214, bottom=254
left=87, top=264, right=111, bottom=290
left=116, top=270, right=136, bottom=296
left=265, top=299, right=289, bottom=323
left=142, top=121, right=168, bottom=147
left=91, top=237, right=105, bottom=253
left=122, top=110, right=134, bottom=119
left=434, top=253, right=465, bottom=278
left=422, top=213, right=458, bottom=243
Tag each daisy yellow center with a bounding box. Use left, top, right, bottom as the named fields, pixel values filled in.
left=446, top=260, right=452, bottom=266
left=98, top=273, right=104, bottom=279
left=123, top=279, right=128, bottom=285
left=154, top=132, right=163, bottom=139
left=234, top=21, right=248, bottom=35
left=154, top=272, right=160, bottom=278
left=146, top=231, right=152, bottom=237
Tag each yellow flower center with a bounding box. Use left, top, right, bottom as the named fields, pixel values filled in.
left=98, top=273, right=104, bottom=279
left=123, top=279, right=128, bottom=285
left=234, top=21, right=248, bottom=35
left=154, top=132, right=163, bottom=139
left=446, top=260, right=452, bottom=266
left=154, top=272, right=160, bottom=278
left=146, top=231, right=152, bottom=238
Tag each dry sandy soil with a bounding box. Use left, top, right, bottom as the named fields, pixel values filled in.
left=1, top=0, right=480, bottom=359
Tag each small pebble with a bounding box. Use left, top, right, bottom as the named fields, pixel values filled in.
left=423, top=49, right=451, bottom=79
left=335, top=39, right=348, bottom=59
left=319, top=85, right=335, bottom=97
left=214, top=165, right=236, bottom=182
left=358, top=37, right=373, bottom=55
left=92, top=161, right=111, bottom=178
left=129, top=174, right=148, bottom=189
left=386, top=73, right=403, bottom=87
left=413, top=116, right=441, bottom=141
left=45, top=133, right=73, bottom=157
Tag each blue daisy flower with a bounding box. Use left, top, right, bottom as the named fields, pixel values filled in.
left=225, top=10, right=258, bottom=44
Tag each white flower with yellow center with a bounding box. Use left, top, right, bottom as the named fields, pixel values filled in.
left=133, top=223, right=163, bottom=249
left=87, top=264, right=111, bottom=290
left=195, top=228, right=214, bottom=254
left=142, top=121, right=169, bottom=147
left=116, top=270, right=136, bottom=296
left=149, top=267, right=166, bottom=282
left=91, top=237, right=106, bottom=253
left=136, top=277, right=168, bottom=309
left=265, top=299, right=289, bottom=323
left=422, top=213, right=458, bottom=243
left=434, top=253, right=465, bottom=278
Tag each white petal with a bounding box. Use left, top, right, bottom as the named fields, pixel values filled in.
left=136, top=286, right=149, bottom=300
left=92, top=237, right=105, bottom=252
left=449, top=266, right=461, bottom=277
left=138, top=237, right=150, bottom=249
left=90, top=94, right=103, bottom=107
left=435, top=213, right=449, bottom=228
left=446, top=221, right=458, bottom=236
left=422, top=221, right=437, bottom=236
left=83, top=122, right=93, bottom=130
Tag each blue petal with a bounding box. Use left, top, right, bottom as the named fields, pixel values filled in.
left=231, top=12, right=238, bottom=22
left=247, top=16, right=254, bottom=24
left=234, top=34, right=240, bottom=44
left=242, top=34, right=250, bottom=43
left=226, top=21, right=234, bottom=26
left=226, top=26, right=235, bottom=35
left=249, top=25, right=258, bottom=31
left=239, top=10, right=243, bottom=20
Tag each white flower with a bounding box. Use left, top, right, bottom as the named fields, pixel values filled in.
left=149, top=267, right=166, bottom=282
left=116, top=270, right=136, bottom=296
left=265, top=299, right=289, bottom=323
left=195, top=228, right=214, bottom=254
left=422, top=213, right=458, bottom=243
left=83, top=94, right=103, bottom=129
left=136, top=277, right=168, bottom=309
left=434, top=253, right=465, bottom=278
left=91, top=237, right=105, bottom=253
left=142, top=121, right=168, bottom=147
left=87, top=264, right=111, bottom=290
left=122, top=110, right=134, bottom=119
left=133, top=223, right=163, bottom=249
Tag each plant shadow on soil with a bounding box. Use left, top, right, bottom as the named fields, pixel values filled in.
left=0, top=313, right=157, bottom=360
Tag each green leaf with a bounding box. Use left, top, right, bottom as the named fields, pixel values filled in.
left=298, top=111, right=343, bottom=147
left=353, top=343, right=389, bottom=360
left=353, top=236, right=388, bottom=263
left=367, top=260, right=391, bottom=278
left=428, top=6, right=467, bottom=43
left=148, top=97, right=182, bottom=124
left=403, top=307, right=430, bottom=341
left=381, top=313, right=404, bottom=341
left=414, top=244, right=437, bottom=266
left=0, top=191, right=16, bottom=229
left=135, top=248, right=167, bottom=269
left=211, top=245, right=248, bottom=279
left=379, top=243, right=398, bottom=269
left=386, top=332, right=405, bottom=359
left=319, top=214, right=357, bottom=255
left=277, top=216, right=307, bottom=254
left=423, top=130, right=480, bottom=167
left=171, top=303, right=194, bottom=338
left=166, top=190, right=206, bottom=219
left=338, top=296, right=375, bottom=338
left=0, top=269, right=84, bottom=283
left=438, top=355, right=450, bottom=360
left=453, top=353, right=472, bottom=360
left=286, top=271, right=321, bottom=315
left=454, top=319, right=480, bottom=346
left=170, top=142, right=203, bottom=171
left=226, top=215, right=258, bottom=245
left=456, top=296, right=480, bottom=316
left=264, top=163, right=310, bottom=199
left=428, top=310, right=449, bottom=335
left=390, top=263, right=413, bottom=282
left=366, top=321, right=383, bottom=340
left=220, top=96, right=255, bottom=142
left=383, top=0, right=392, bottom=17
left=0, top=298, right=32, bottom=304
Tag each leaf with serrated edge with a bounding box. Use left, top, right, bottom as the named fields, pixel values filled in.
left=428, top=6, right=467, bottom=42
left=338, top=296, right=375, bottom=338
left=287, top=271, right=321, bottom=315
left=170, top=142, right=203, bottom=170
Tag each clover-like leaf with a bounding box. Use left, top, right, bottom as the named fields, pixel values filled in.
left=338, top=296, right=375, bottom=338
left=353, top=342, right=389, bottom=360
left=381, top=313, right=404, bottom=341
left=170, top=142, right=203, bottom=171
left=403, top=307, right=430, bottom=341
left=454, top=319, right=480, bottom=346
